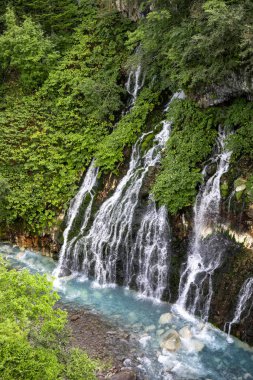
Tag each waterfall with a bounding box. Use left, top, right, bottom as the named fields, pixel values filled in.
left=55, top=63, right=144, bottom=279
left=176, top=128, right=232, bottom=320
left=54, top=92, right=184, bottom=300
left=226, top=278, right=253, bottom=336
left=62, top=93, right=184, bottom=299
left=135, top=203, right=170, bottom=299
left=77, top=120, right=171, bottom=292
left=53, top=162, right=98, bottom=277
left=126, top=64, right=145, bottom=104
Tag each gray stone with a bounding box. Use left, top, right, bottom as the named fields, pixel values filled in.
left=156, top=329, right=165, bottom=336
left=236, top=184, right=246, bottom=192
left=123, top=358, right=132, bottom=367
left=179, top=326, right=192, bottom=339
left=145, top=324, right=156, bottom=332
left=109, top=370, right=136, bottom=380
left=188, top=339, right=205, bottom=352
left=158, top=313, right=172, bottom=325
left=160, top=329, right=181, bottom=352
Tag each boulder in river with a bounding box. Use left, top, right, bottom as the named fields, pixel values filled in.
left=160, top=329, right=181, bottom=352
left=145, top=324, right=156, bottom=332
left=179, top=326, right=192, bottom=339
left=159, top=312, right=172, bottom=325
left=186, top=339, right=205, bottom=352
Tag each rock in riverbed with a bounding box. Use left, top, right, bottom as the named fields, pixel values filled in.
left=179, top=326, right=192, bottom=339
left=159, top=313, right=172, bottom=325
left=109, top=370, right=136, bottom=380
left=160, top=329, right=181, bottom=352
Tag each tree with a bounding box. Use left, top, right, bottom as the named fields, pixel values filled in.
left=0, top=260, right=98, bottom=380
left=0, top=261, right=66, bottom=379
left=0, top=8, right=58, bottom=91
left=3, top=0, right=79, bottom=49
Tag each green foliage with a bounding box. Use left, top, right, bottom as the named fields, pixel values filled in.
left=42, top=7, right=132, bottom=122
left=0, top=259, right=99, bottom=380
left=0, top=8, right=58, bottom=91
left=1, top=0, right=81, bottom=50
left=0, top=5, right=133, bottom=233
left=225, top=100, right=253, bottom=160
left=0, top=261, right=65, bottom=379
left=246, top=176, right=253, bottom=203
left=66, top=348, right=98, bottom=380
left=127, top=0, right=253, bottom=95
left=127, top=9, right=172, bottom=91
left=0, top=94, right=107, bottom=232
left=95, top=89, right=160, bottom=172
left=153, top=99, right=217, bottom=213
left=1, top=0, right=253, bottom=233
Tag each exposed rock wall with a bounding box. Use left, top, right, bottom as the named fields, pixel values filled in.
left=114, top=0, right=141, bottom=20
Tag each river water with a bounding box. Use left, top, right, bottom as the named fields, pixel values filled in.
left=1, top=243, right=253, bottom=380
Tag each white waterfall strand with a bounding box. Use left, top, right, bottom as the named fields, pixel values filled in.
left=53, top=161, right=98, bottom=277
left=126, top=64, right=145, bottom=104
left=226, top=277, right=253, bottom=336
left=176, top=128, right=232, bottom=320
left=79, top=122, right=171, bottom=289
left=54, top=92, right=183, bottom=301
left=77, top=92, right=183, bottom=296
left=135, top=203, right=170, bottom=300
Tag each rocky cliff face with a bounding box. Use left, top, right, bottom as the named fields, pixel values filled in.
left=114, top=0, right=141, bottom=20
left=195, top=72, right=253, bottom=107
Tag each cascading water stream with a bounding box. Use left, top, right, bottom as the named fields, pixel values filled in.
left=54, top=65, right=143, bottom=278
left=126, top=64, right=145, bottom=104
left=176, top=128, right=232, bottom=320
left=77, top=120, right=171, bottom=292
left=135, top=202, right=170, bottom=300
left=53, top=162, right=98, bottom=277
left=58, top=92, right=184, bottom=299
left=226, top=277, right=253, bottom=336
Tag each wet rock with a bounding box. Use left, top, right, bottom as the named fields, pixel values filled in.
left=139, top=335, right=151, bottom=347
left=97, top=375, right=106, bottom=380
left=70, top=314, right=80, bottom=322
left=145, top=325, right=156, bottom=333
left=159, top=313, right=172, bottom=325
left=123, top=358, right=132, bottom=367
left=187, top=339, right=205, bottom=352
left=59, top=266, right=72, bottom=277
left=236, top=184, right=246, bottom=193
left=160, top=329, right=181, bottom=352
left=109, top=370, right=136, bottom=380
left=179, top=326, right=192, bottom=339
left=156, top=329, right=165, bottom=336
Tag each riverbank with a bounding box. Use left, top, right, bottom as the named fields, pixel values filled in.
left=61, top=304, right=142, bottom=380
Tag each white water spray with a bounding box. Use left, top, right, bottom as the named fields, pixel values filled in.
left=226, top=277, right=253, bottom=336
left=135, top=202, right=170, bottom=300
left=53, top=162, right=98, bottom=277
left=126, top=64, right=145, bottom=104
left=79, top=121, right=171, bottom=291
left=76, top=93, right=183, bottom=297
left=176, top=128, right=232, bottom=320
